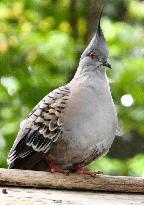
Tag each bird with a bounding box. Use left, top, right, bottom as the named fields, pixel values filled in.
left=7, top=12, right=118, bottom=176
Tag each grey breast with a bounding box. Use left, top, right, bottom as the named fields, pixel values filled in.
left=47, top=75, right=117, bottom=169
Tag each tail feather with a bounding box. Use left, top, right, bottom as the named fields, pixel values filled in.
left=8, top=151, right=44, bottom=170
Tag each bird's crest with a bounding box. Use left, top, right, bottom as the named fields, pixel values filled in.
left=81, top=8, right=109, bottom=60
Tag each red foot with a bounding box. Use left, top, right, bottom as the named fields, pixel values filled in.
left=74, top=165, right=103, bottom=177
left=48, top=161, right=69, bottom=175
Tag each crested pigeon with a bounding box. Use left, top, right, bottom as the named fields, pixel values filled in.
left=7, top=14, right=118, bottom=174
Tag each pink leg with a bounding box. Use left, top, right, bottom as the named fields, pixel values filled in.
left=48, top=161, right=69, bottom=175
left=74, top=164, right=103, bottom=177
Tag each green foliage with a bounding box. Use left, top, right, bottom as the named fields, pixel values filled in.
left=0, top=0, right=144, bottom=176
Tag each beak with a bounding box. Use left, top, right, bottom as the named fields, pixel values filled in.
left=103, top=61, right=112, bottom=69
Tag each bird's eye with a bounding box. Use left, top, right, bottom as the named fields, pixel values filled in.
left=89, top=51, right=97, bottom=60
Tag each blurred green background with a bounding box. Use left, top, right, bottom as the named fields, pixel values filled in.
left=0, top=0, right=144, bottom=176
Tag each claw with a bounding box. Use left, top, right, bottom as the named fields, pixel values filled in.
left=48, top=161, right=69, bottom=175
left=74, top=164, right=103, bottom=177
left=63, top=169, right=69, bottom=176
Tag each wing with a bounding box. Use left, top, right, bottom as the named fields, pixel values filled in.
left=7, top=85, right=70, bottom=169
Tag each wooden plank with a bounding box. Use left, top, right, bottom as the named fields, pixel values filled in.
left=1, top=186, right=144, bottom=205
left=0, top=168, right=144, bottom=193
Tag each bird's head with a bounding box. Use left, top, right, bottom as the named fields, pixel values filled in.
left=80, top=12, right=111, bottom=71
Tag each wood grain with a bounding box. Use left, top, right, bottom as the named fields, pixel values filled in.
left=0, top=168, right=144, bottom=193
left=1, top=186, right=144, bottom=205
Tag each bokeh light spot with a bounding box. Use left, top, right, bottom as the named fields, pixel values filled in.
left=121, top=94, right=134, bottom=107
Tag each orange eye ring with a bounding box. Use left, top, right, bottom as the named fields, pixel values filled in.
left=89, top=51, right=97, bottom=60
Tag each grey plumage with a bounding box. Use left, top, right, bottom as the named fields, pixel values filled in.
left=8, top=13, right=118, bottom=171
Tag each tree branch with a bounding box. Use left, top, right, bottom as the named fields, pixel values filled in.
left=0, top=168, right=144, bottom=193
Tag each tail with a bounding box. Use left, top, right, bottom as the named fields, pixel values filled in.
left=8, top=149, right=45, bottom=170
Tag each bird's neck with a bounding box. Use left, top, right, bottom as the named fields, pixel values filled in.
left=73, top=64, right=107, bottom=83
left=70, top=65, right=110, bottom=95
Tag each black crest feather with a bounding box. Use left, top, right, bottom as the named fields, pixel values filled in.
left=97, top=6, right=105, bottom=38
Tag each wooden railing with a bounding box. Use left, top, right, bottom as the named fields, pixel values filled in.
left=0, top=168, right=144, bottom=193
left=0, top=168, right=144, bottom=205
